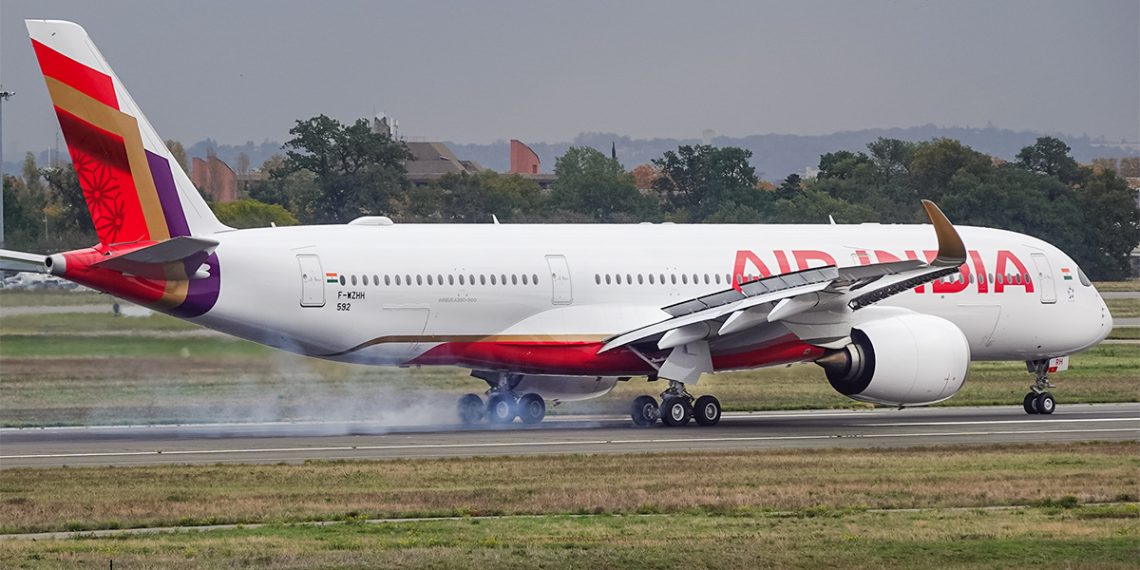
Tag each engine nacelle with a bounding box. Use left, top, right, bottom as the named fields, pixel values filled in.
left=511, top=375, right=620, bottom=403
left=817, top=314, right=970, bottom=406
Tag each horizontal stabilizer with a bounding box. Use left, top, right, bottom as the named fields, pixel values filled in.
left=0, top=249, right=48, bottom=273
left=94, top=236, right=218, bottom=280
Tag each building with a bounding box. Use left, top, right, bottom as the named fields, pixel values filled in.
left=191, top=155, right=240, bottom=203
left=403, top=142, right=486, bottom=185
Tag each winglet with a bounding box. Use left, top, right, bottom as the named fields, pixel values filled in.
left=922, top=200, right=966, bottom=267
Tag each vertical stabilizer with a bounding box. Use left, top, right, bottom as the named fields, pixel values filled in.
left=26, top=19, right=230, bottom=244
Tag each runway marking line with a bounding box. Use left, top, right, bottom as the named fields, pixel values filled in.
left=3, top=428, right=1136, bottom=460
left=865, top=417, right=1139, bottom=427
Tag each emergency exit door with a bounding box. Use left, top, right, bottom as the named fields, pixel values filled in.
left=546, top=255, right=573, bottom=305
left=1031, top=253, right=1056, bottom=304
left=297, top=254, right=325, bottom=307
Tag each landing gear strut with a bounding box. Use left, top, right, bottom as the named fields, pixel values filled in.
left=457, top=371, right=547, bottom=425
left=630, top=381, right=721, bottom=427
left=1023, top=360, right=1056, bottom=415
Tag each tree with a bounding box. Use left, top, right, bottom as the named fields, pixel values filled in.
left=1073, top=168, right=1140, bottom=280
left=866, top=137, right=916, bottom=184
left=165, top=140, right=189, bottom=175
left=278, top=114, right=413, bottom=223
left=237, top=152, right=250, bottom=176
left=909, top=138, right=991, bottom=203
left=2, top=175, right=37, bottom=249
left=249, top=155, right=321, bottom=223
left=550, top=147, right=657, bottom=222
left=41, top=162, right=95, bottom=237
left=775, top=173, right=803, bottom=201
left=817, top=150, right=869, bottom=180
left=651, top=145, right=761, bottom=223
left=1016, top=137, right=1082, bottom=186
left=631, top=164, right=656, bottom=191
left=210, top=199, right=299, bottom=229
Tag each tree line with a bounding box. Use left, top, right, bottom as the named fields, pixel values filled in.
left=4, top=113, right=1138, bottom=279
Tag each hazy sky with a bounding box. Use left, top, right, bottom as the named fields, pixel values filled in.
left=2, top=0, right=1137, bottom=157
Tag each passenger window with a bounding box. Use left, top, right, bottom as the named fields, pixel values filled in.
left=703, top=274, right=709, bottom=284
left=362, top=275, right=369, bottom=286
left=470, top=274, right=475, bottom=285
left=480, top=275, right=486, bottom=285
left=384, top=275, right=391, bottom=286
left=533, top=274, right=539, bottom=285
left=606, top=274, right=612, bottom=285
left=339, top=275, right=346, bottom=286
left=427, top=275, right=433, bottom=285
left=395, top=275, right=401, bottom=286
left=659, top=274, right=665, bottom=284
left=595, top=274, right=601, bottom=285
left=522, top=274, right=528, bottom=285
left=512, top=274, right=518, bottom=285
left=501, top=274, right=507, bottom=285
left=638, top=274, right=644, bottom=285
left=649, top=274, right=655, bottom=284
left=416, top=275, right=423, bottom=286
left=714, top=274, right=721, bottom=284
left=459, top=275, right=465, bottom=286
left=616, top=274, right=622, bottom=285
left=449, top=275, right=455, bottom=285
left=492, top=274, right=498, bottom=285
left=671, top=274, right=677, bottom=285
left=626, top=274, right=632, bottom=285
left=373, top=274, right=379, bottom=285
left=682, top=274, right=688, bottom=285
left=405, top=274, right=411, bottom=286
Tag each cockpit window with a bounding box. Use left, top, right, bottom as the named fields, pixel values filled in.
left=1077, top=268, right=1091, bottom=287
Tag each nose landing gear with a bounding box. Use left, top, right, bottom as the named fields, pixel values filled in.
left=1023, top=359, right=1057, bottom=415
left=630, top=381, right=721, bottom=427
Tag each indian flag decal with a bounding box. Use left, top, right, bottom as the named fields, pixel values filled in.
left=326, top=273, right=338, bottom=284
left=1061, top=268, right=1072, bottom=280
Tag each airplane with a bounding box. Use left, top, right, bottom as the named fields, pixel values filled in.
left=1, top=20, right=1113, bottom=427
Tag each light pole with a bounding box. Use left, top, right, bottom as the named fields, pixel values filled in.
left=0, top=88, right=13, bottom=248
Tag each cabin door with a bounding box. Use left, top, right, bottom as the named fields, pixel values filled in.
left=297, top=254, right=325, bottom=307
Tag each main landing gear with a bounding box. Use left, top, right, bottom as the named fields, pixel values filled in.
left=1023, top=359, right=1057, bottom=415
left=630, top=380, right=721, bottom=427
left=457, top=372, right=547, bottom=426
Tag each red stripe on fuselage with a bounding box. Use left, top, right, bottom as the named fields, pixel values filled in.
left=32, top=39, right=118, bottom=109
left=59, top=243, right=167, bottom=306
left=406, top=335, right=822, bottom=376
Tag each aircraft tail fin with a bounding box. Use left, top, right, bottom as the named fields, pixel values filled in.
left=25, top=19, right=229, bottom=246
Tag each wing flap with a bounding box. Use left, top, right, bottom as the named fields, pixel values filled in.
left=0, top=249, right=48, bottom=273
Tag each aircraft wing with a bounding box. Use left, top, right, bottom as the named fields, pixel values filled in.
left=93, top=236, right=219, bottom=280
left=598, top=201, right=966, bottom=356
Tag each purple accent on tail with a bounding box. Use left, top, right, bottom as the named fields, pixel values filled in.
left=146, top=150, right=191, bottom=237
left=169, top=252, right=221, bottom=319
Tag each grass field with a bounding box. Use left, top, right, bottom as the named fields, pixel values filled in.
left=1, top=507, right=1137, bottom=570
left=1105, top=297, right=1139, bottom=318
left=1, top=442, right=1135, bottom=533
left=1094, top=280, right=1140, bottom=292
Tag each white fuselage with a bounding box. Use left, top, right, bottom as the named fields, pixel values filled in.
left=191, top=222, right=1111, bottom=376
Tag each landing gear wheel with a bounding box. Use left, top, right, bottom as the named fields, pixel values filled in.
left=486, top=393, right=517, bottom=424
left=660, top=396, right=692, bottom=427
left=518, top=393, right=546, bottom=424
left=1023, top=392, right=1039, bottom=414
left=631, top=395, right=659, bottom=427
left=458, top=394, right=485, bottom=424
left=693, top=395, right=721, bottom=426
left=1035, top=392, right=1055, bottom=415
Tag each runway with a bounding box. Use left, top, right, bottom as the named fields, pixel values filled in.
left=2, top=403, right=1135, bottom=468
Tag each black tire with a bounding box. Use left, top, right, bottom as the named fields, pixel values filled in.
left=457, top=393, right=484, bottom=424
left=630, top=395, right=658, bottom=427
left=693, top=395, right=721, bottom=426
left=660, top=396, right=692, bottom=427
left=1036, top=392, right=1056, bottom=415
left=518, top=393, right=546, bottom=424
left=486, top=393, right=517, bottom=424
left=1023, top=392, right=1039, bottom=414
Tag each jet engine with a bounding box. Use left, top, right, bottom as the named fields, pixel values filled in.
left=816, top=314, right=970, bottom=406
left=511, top=375, right=620, bottom=403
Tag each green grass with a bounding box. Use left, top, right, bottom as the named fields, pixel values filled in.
left=1, top=508, right=1137, bottom=570
left=1108, top=327, right=1139, bottom=340
left=0, top=334, right=268, bottom=358
left=1105, top=297, right=1139, bottom=318
left=1094, top=280, right=1140, bottom=293
left=1, top=442, right=1135, bottom=534
left=0, top=290, right=112, bottom=307
left=0, top=311, right=202, bottom=333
